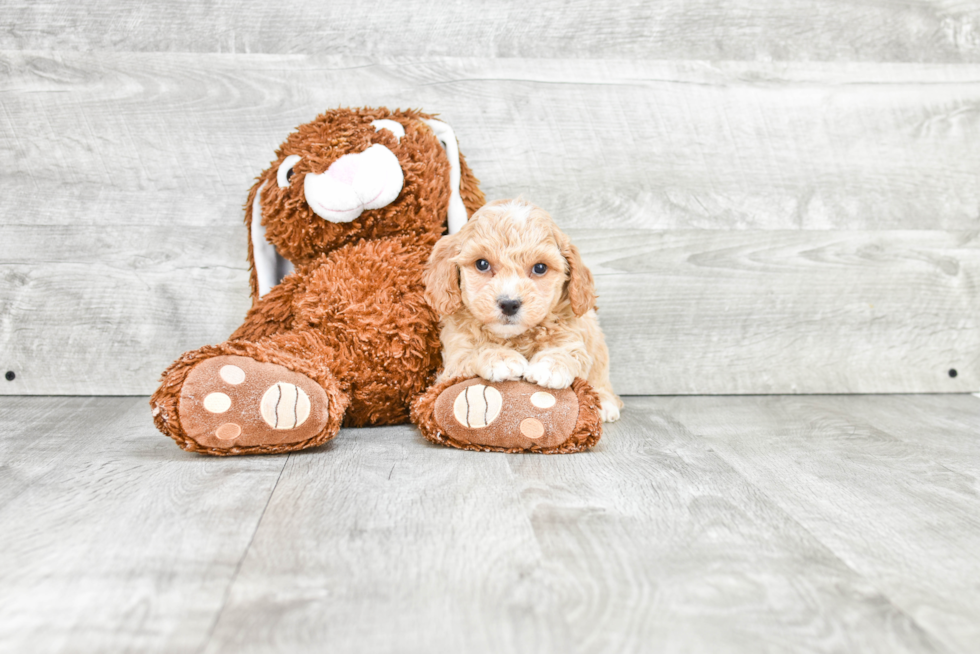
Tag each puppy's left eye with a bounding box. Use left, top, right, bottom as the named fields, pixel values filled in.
left=475, top=259, right=491, bottom=272
left=532, top=263, right=548, bottom=275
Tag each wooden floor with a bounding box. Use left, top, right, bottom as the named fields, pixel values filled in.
left=2, top=394, right=979, bottom=654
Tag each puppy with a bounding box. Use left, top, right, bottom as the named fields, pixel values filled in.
left=424, top=198, right=623, bottom=422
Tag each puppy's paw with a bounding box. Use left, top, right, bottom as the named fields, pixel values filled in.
left=599, top=399, right=621, bottom=423
left=524, top=358, right=575, bottom=389
left=479, top=350, right=528, bottom=382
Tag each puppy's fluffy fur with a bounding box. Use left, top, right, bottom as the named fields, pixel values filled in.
left=424, top=199, right=623, bottom=422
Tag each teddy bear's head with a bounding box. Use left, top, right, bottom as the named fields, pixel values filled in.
left=246, top=107, right=485, bottom=300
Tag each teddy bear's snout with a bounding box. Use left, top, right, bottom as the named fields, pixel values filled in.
left=303, top=144, right=404, bottom=223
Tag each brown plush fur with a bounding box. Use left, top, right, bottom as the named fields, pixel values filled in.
left=151, top=107, right=485, bottom=454
left=243, top=108, right=484, bottom=302
left=411, top=376, right=603, bottom=454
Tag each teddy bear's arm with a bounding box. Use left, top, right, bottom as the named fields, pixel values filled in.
left=230, top=274, right=302, bottom=341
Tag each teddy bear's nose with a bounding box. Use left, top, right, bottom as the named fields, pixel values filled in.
left=324, top=154, right=359, bottom=185
left=303, top=144, right=404, bottom=223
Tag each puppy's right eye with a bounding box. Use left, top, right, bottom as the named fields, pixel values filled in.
left=475, top=259, right=491, bottom=272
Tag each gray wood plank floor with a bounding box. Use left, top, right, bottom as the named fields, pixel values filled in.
left=2, top=395, right=979, bottom=653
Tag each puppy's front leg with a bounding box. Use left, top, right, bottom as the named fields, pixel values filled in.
left=475, top=347, right=529, bottom=382
left=524, top=346, right=588, bottom=390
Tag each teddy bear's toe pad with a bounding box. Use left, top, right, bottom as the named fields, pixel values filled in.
left=434, top=378, right=578, bottom=450
left=178, top=355, right=328, bottom=450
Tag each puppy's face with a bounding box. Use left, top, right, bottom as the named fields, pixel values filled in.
left=425, top=200, right=597, bottom=338
left=457, top=203, right=567, bottom=337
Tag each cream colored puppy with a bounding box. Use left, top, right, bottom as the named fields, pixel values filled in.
left=424, top=199, right=622, bottom=422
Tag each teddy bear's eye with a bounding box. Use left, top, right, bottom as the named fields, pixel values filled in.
left=475, top=259, right=490, bottom=272
left=277, top=154, right=302, bottom=188
left=532, top=263, right=548, bottom=275
left=371, top=119, right=405, bottom=142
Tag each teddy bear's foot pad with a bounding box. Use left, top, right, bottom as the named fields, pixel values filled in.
left=433, top=378, right=579, bottom=451
left=178, top=355, right=329, bottom=450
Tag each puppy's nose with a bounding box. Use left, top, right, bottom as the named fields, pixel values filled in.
left=498, top=298, right=522, bottom=317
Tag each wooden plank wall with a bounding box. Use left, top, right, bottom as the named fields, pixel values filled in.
left=1, top=2, right=979, bottom=395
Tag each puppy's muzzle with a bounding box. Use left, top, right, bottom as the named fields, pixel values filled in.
left=497, top=297, right=522, bottom=317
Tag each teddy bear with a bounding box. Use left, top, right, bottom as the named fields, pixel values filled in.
left=150, top=107, right=602, bottom=455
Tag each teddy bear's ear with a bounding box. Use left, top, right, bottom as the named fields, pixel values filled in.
left=421, top=118, right=469, bottom=235
left=246, top=179, right=295, bottom=302
left=457, top=150, right=486, bottom=219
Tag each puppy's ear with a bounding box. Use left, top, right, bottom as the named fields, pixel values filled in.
left=557, top=231, right=596, bottom=317
left=424, top=234, right=463, bottom=316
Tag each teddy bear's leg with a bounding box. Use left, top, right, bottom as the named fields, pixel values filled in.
left=411, top=377, right=603, bottom=454
left=151, top=335, right=349, bottom=456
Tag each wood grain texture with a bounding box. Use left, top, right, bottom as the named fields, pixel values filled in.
left=4, top=394, right=979, bottom=653
left=0, top=395, right=287, bottom=654
left=503, top=400, right=951, bottom=654
left=3, top=228, right=974, bottom=395
left=842, top=394, right=980, bottom=479
left=3, top=0, right=980, bottom=62
left=0, top=225, right=251, bottom=395
left=580, top=229, right=980, bottom=395
left=201, top=405, right=950, bottom=654
left=3, top=53, right=980, bottom=231
left=660, top=394, right=980, bottom=654
left=201, top=425, right=570, bottom=654
left=2, top=52, right=979, bottom=394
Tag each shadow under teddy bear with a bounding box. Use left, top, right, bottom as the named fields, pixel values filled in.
left=150, top=107, right=602, bottom=455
